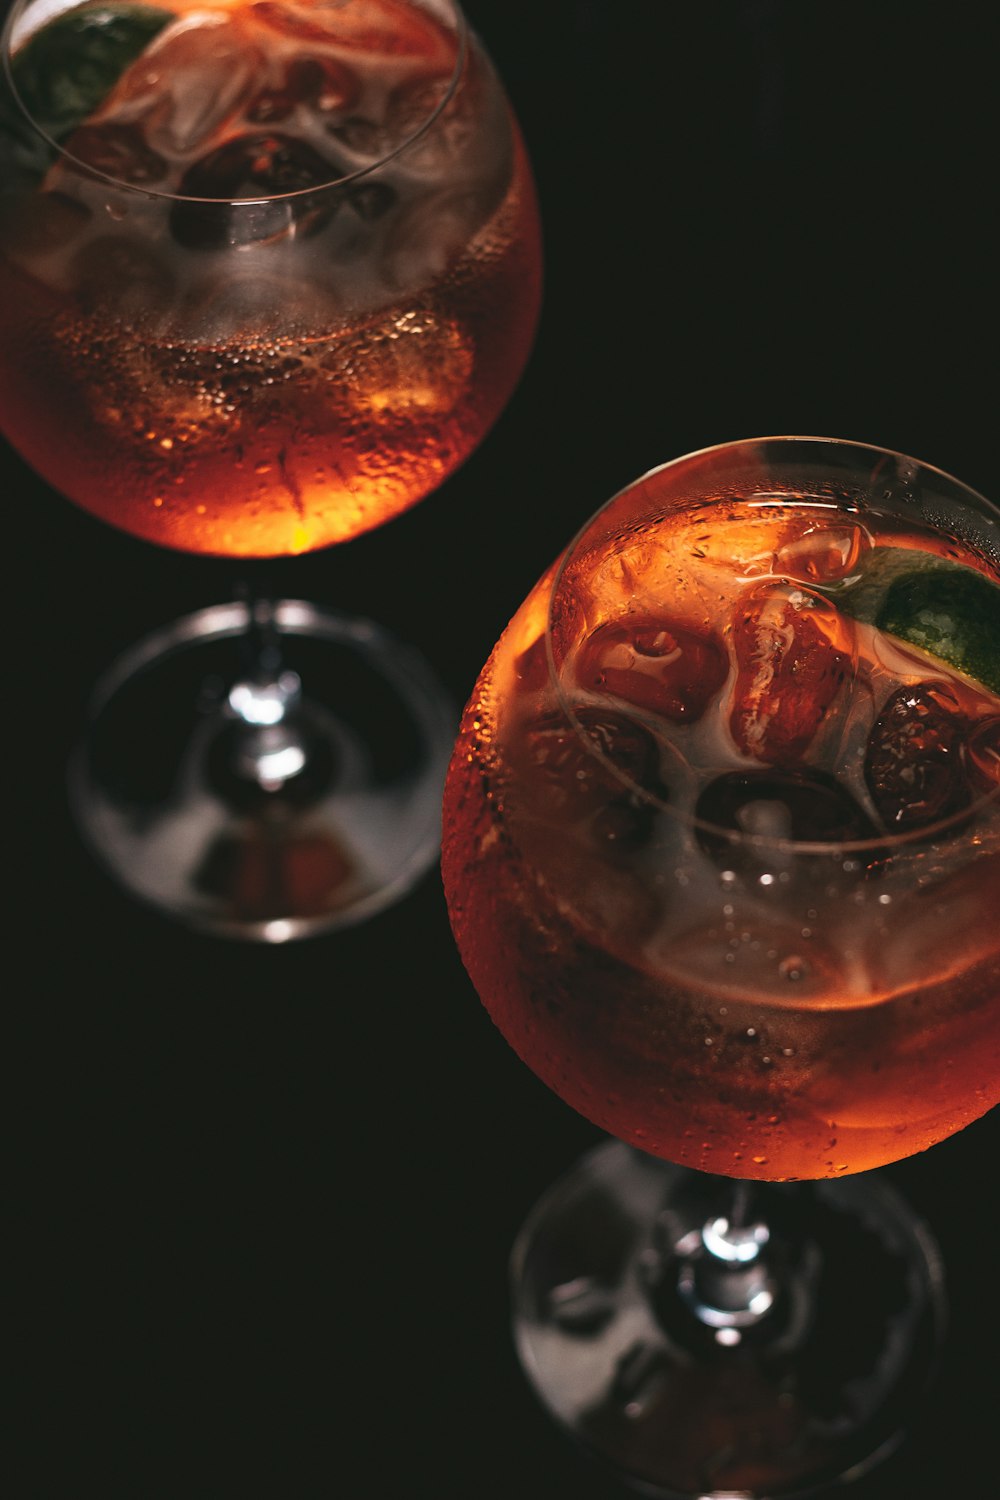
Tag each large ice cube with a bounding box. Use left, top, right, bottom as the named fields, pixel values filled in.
left=95, top=13, right=266, bottom=160
left=729, top=581, right=857, bottom=765
left=61, top=120, right=168, bottom=186
left=509, top=705, right=667, bottom=848
left=864, top=682, right=972, bottom=832
left=773, top=521, right=871, bottom=585
left=170, top=133, right=343, bottom=249
left=575, top=613, right=728, bottom=725
left=251, top=0, right=455, bottom=67
left=695, top=768, right=882, bottom=867
left=247, top=54, right=360, bottom=124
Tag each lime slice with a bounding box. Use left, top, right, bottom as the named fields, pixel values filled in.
left=2, top=4, right=172, bottom=177
left=834, top=546, right=1000, bottom=694
left=831, top=546, right=964, bottom=624
left=876, top=568, right=1000, bottom=695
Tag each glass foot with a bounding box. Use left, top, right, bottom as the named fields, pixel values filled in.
left=69, top=600, right=456, bottom=941
left=510, top=1140, right=946, bottom=1499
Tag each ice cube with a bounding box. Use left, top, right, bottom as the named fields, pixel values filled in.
left=509, top=705, right=667, bottom=849
left=967, top=716, right=1000, bottom=793
left=98, top=15, right=267, bottom=159
left=170, top=133, right=343, bottom=249
left=575, top=613, right=728, bottom=726
left=61, top=121, right=168, bottom=186
left=773, top=522, right=871, bottom=585
left=326, top=115, right=393, bottom=160
left=325, top=62, right=462, bottom=168
left=729, top=582, right=856, bottom=765
left=247, top=55, right=360, bottom=123
left=251, top=0, right=455, bottom=67
left=322, top=309, right=472, bottom=417
left=508, top=707, right=668, bottom=947
left=864, top=682, right=972, bottom=831
left=383, top=70, right=464, bottom=169
left=695, top=768, right=881, bottom=865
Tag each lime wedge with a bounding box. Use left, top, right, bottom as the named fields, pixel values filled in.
left=835, top=547, right=1000, bottom=694
left=877, top=568, right=1000, bottom=695
left=832, top=546, right=964, bottom=624
left=3, top=4, right=172, bottom=177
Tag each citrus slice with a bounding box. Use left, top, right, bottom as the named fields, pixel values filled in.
left=5, top=4, right=172, bottom=174
left=836, top=547, right=1000, bottom=694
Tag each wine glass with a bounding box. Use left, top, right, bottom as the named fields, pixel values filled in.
left=0, top=0, right=541, bottom=939
left=442, top=436, right=1000, bottom=1497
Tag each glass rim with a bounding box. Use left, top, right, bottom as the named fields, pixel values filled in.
left=1, top=0, right=470, bottom=204
left=544, top=434, right=1000, bottom=856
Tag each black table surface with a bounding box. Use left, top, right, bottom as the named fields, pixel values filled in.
left=7, top=2, right=998, bottom=1495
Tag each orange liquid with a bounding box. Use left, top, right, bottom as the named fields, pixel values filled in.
left=442, top=497, right=1000, bottom=1181
left=0, top=0, right=542, bottom=556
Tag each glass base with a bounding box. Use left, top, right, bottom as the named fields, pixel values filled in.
left=68, top=600, right=456, bottom=941
left=510, top=1140, right=947, bottom=1499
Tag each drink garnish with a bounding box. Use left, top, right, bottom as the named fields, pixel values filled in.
left=4, top=4, right=172, bottom=170
left=835, top=546, right=1000, bottom=694
left=876, top=568, right=1000, bottom=695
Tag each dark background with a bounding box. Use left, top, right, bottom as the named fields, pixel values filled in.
left=7, top=1, right=998, bottom=1495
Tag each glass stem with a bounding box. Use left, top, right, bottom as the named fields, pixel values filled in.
left=216, top=582, right=307, bottom=794
left=674, top=1176, right=778, bottom=1337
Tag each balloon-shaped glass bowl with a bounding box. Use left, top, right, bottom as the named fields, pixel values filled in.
left=442, top=436, right=1000, bottom=1496
left=1, top=0, right=542, bottom=939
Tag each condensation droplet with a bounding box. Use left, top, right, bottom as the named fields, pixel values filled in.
left=779, top=956, right=808, bottom=981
